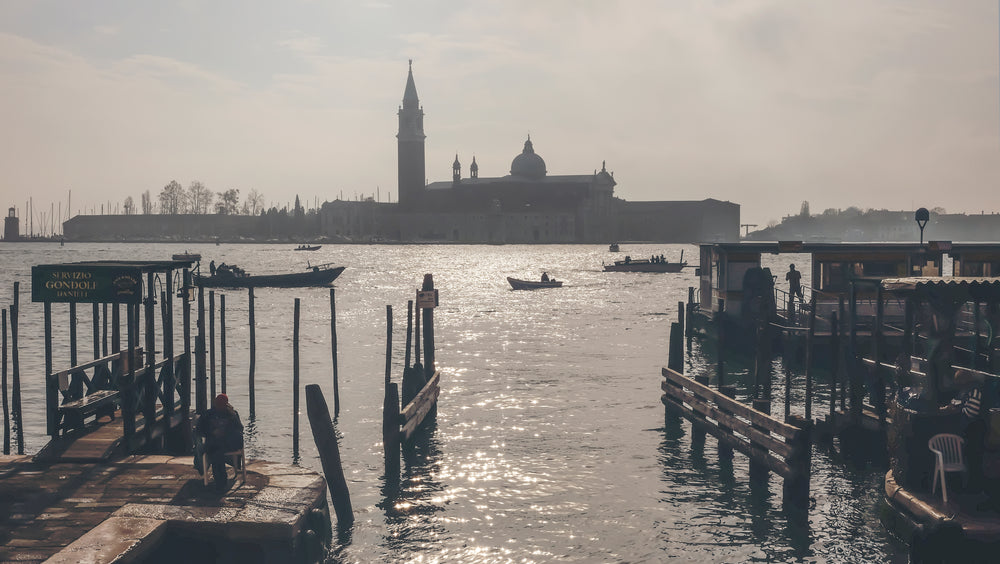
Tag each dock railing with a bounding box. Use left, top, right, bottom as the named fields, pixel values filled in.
left=46, top=347, right=142, bottom=436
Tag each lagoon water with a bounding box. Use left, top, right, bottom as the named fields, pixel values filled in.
left=0, top=242, right=907, bottom=563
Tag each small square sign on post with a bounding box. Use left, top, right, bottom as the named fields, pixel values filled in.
left=416, top=289, right=438, bottom=308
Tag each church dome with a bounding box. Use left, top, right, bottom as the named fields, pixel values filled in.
left=510, top=136, right=546, bottom=179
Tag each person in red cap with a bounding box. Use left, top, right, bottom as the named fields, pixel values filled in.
left=196, top=393, right=244, bottom=492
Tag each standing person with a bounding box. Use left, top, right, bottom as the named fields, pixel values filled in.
left=196, top=393, right=244, bottom=492
left=209, top=260, right=216, bottom=276
left=785, top=264, right=803, bottom=300
left=541, top=272, right=549, bottom=282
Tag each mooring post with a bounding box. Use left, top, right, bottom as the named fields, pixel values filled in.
left=195, top=285, right=207, bottom=414
left=102, top=303, right=108, bottom=357
left=716, top=384, right=737, bottom=461
left=782, top=414, right=813, bottom=512
left=686, top=287, right=695, bottom=340
left=838, top=296, right=846, bottom=411
left=112, top=302, right=121, bottom=354
left=404, top=299, right=414, bottom=369
left=749, top=398, right=771, bottom=484
left=42, top=302, right=52, bottom=440
left=667, top=322, right=683, bottom=374
left=421, top=274, right=436, bottom=380
left=874, top=285, right=885, bottom=425
left=753, top=318, right=771, bottom=400
left=92, top=303, right=100, bottom=360
left=209, top=290, right=216, bottom=399
left=69, top=302, right=78, bottom=368
left=248, top=287, right=256, bottom=418
left=805, top=294, right=817, bottom=421
left=305, top=384, right=354, bottom=527
left=164, top=273, right=175, bottom=424
left=829, top=312, right=839, bottom=418
left=2, top=309, right=8, bottom=454
left=330, top=288, right=339, bottom=418
left=293, top=298, right=301, bottom=459
left=677, top=301, right=685, bottom=350
left=715, top=300, right=725, bottom=388
left=144, top=272, right=156, bottom=443
left=692, top=374, right=710, bottom=449
left=848, top=282, right=861, bottom=422
left=11, top=283, right=22, bottom=454
left=383, top=382, right=401, bottom=481
left=181, top=269, right=191, bottom=419
left=385, top=305, right=393, bottom=388
left=784, top=354, right=792, bottom=419
left=220, top=294, right=227, bottom=394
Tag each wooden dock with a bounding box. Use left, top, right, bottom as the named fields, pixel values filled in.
left=0, top=453, right=330, bottom=563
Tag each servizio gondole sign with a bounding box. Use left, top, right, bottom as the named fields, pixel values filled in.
left=31, top=265, right=143, bottom=304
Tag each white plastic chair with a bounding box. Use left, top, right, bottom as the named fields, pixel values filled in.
left=929, top=433, right=966, bottom=503
left=202, top=449, right=247, bottom=487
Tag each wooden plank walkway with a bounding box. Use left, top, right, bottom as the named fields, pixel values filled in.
left=0, top=454, right=329, bottom=563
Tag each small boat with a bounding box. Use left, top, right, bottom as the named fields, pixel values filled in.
left=609, top=243, right=620, bottom=252
left=603, top=250, right=687, bottom=273
left=196, top=263, right=345, bottom=288
left=172, top=252, right=202, bottom=262
left=294, top=244, right=321, bottom=251
left=507, top=276, right=563, bottom=290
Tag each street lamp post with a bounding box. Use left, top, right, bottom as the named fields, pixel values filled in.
left=915, top=207, right=929, bottom=245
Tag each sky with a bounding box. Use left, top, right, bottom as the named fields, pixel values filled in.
left=0, top=1, right=997, bottom=229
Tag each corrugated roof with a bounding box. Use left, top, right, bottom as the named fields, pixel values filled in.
left=881, top=276, right=1000, bottom=296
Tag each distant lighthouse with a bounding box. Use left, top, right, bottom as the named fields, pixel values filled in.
left=3, top=207, right=20, bottom=241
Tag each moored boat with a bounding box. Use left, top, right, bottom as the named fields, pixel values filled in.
left=507, top=276, right=563, bottom=290
left=196, top=263, right=345, bottom=288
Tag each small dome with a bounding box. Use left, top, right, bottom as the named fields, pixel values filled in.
left=510, top=137, right=546, bottom=179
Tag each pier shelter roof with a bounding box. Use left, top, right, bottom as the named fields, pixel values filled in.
left=881, top=276, right=1000, bottom=301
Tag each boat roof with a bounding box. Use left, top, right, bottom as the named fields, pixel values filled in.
left=881, top=276, right=1000, bottom=299
left=701, top=241, right=949, bottom=254
left=35, top=259, right=196, bottom=272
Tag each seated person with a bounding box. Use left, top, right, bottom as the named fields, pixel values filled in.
left=195, top=393, right=244, bottom=492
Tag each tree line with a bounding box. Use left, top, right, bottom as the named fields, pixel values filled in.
left=122, top=180, right=268, bottom=216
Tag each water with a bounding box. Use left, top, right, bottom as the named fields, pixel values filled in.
left=0, top=242, right=907, bottom=563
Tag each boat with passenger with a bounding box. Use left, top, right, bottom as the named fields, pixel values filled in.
left=609, top=243, right=620, bottom=252
left=507, top=274, right=563, bottom=290
left=294, top=244, right=322, bottom=251
left=196, top=262, right=344, bottom=288
left=172, top=251, right=202, bottom=262
left=604, top=251, right=687, bottom=273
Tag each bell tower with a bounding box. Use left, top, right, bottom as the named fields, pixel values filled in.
left=397, top=60, right=426, bottom=209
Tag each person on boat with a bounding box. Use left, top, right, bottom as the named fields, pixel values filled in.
left=195, top=393, right=244, bottom=493
left=541, top=272, right=550, bottom=282
left=209, top=260, right=216, bottom=276
left=785, top=264, right=803, bottom=301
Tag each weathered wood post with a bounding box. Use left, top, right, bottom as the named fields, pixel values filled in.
left=716, top=384, right=736, bottom=461
left=805, top=294, right=817, bottom=420
left=248, top=287, right=256, bottom=417
left=829, top=312, right=839, bottom=418
left=305, top=384, right=354, bottom=526
left=164, top=273, right=175, bottom=431
left=330, top=288, right=339, bottom=418
left=753, top=317, right=771, bottom=401
left=404, top=300, right=414, bottom=369
left=102, top=303, right=108, bottom=357
left=144, top=272, right=156, bottom=444
left=383, top=305, right=400, bottom=480
left=665, top=323, right=683, bottom=427
left=838, top=296, right=846, bottom=411
left=70, top=302, right=78, bottom=368
left=848, top=281, right=861, bottom=422
left=715, top=300, right=725, bottom=388
left=421, top=274, right=436, bottom=380
left=92, top=303, right=100, bottom=359
left=749, top=398, right=771, bottom=483
left=874, top=284, right=885, bottom=425
left=691, top=374, right=710, bottom=449
left=2, top=309, right=8, bottom=455
left=220, top=294, right=227, bottom=394
left=686, top=287, right=695, bottom=339
left=11, top=283, right=22, bottom=454
left=293, top=298, right=301, bottom=459
left=41, top=300, right=52, bottom=441
left=123, top=303, right=137, bottom=443
left=782, top=414, right=813, bottom=511
left=677, top=301, right=685, bottom=352
left=112, top=302, right=121, bottom=354
left=181, top=269, right=192, bottom=420
left=196, top=285, right=207, bottom=413
left=209, top=291, right=216, bottom=398
left=784, top=352, right=792, bottom=419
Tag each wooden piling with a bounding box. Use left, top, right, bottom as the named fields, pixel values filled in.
left=210, top=291, right=216, bottom=398
left=144, top=272, right=156, bottom=443
left=838, top=296, right=846, bottom=411
left=677, top=301, right=685, bottom=347
left=782, top=414, right=812, bottom=511
left=181, top=270, right=191, bottom=418
left=293, top=298, right=300, bottom=458
left=92, top=303, right=100, bottom=360
left=2, top=309, right=8, bottom=454
left=829, top=312, right=839, bottom=418
left=783, top=357, right=792, bottom=419
left=686, top=287, right=695, bottom=339
left=716, top=384, right=736, bottom=461
left=248, top=287, right=256, bottom=417
left=43, top=302, right=53, bottom=438
left=305, top=384, right=354, bottom=527
left=805, top=294, right=817, bottom=420
left=12, top=283, right=23, bottom=454
left=164, top=274, right=175, bottom=430
left=691, top=375, right=709, bottom=448
left=112, top=303, right=120, bottom=354
left=102, top=303, right=108, bottom=357
left=383, top=382, right=400, bottom=480
left=404, top=300, right=413, bottom=369
left=421, top=274, right=436, bottom=380
left=749, top=398, right=771, bottom=483
left=753, top=318, right=770, bottom=401
left=196, top=285, right=207, bottom=414
left=874, top=284, right=885, bottom=425
left=667, top=322, right=683, bottom=374
left=384, top=305, right=392, bottom=387
left=848, top=282, right=860, bottom=421
left=715, top=304, right=725, bottom=388
left=70, top=303, right=78, bottom=367
left=329, top=288, right=339, bottom=418
left=220, top=294, right=227, bottom=394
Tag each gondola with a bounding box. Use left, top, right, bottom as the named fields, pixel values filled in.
left=507, top=276, right=563, bottom=290
left=196, top=264, right=345, bottom=288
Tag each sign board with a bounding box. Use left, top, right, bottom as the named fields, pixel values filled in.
left=32, top=265, right=143, bottom=304
left=416, top=289, right=439, bottom=309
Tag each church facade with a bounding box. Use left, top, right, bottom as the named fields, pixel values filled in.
left=320, top=62, right=738, bottom=244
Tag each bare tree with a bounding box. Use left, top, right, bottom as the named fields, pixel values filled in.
left=141, top=190, right=155, bottom=214
left=188, top=181, right=214, bottom=214
left=244, top=189, right=264, bottom=216
left=123, top=196, right=135, bottom=215
left=215, top=188, right=240, bottom=215
left=159, top=180, right=184, bottom=214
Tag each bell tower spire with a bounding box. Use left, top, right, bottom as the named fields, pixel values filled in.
left=397, top=59, right=426, bottom=209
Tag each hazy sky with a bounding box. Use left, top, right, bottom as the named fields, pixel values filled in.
left=1, top=1, right=997, bottom=227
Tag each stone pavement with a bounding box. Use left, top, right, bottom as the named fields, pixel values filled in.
left=0, top=454, right=330, bottom=563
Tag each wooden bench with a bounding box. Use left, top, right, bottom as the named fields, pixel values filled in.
left=59, top=390, right=120, bottom=432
